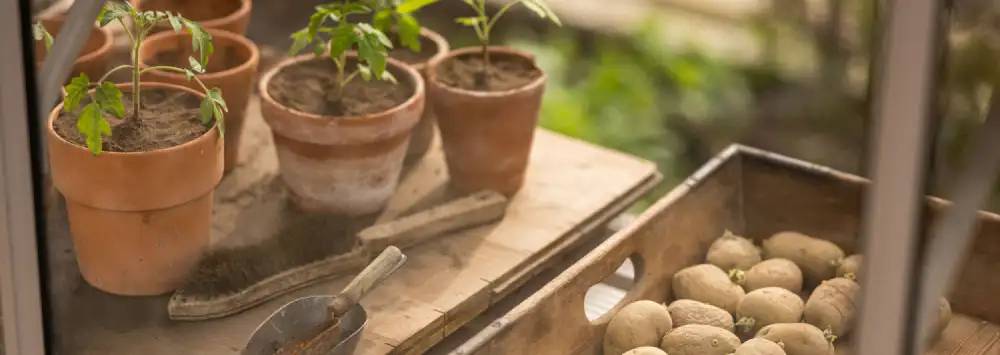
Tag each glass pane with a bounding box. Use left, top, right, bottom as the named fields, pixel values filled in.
left=20, top=0, right=998, bottom=354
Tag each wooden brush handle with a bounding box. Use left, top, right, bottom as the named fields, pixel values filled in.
left=359, top=190, right=508, bottom=252
left=327, top=246, right=406, bottom=317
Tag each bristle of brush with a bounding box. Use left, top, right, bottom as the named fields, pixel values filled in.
left=179, top=208, right=377, bottom=296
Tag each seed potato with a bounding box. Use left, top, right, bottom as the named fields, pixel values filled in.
left=743, top=258, right=803, bottom=293
left=707, top=230, right=762, bottom=271
left=734, top=338, right=787, bottom=355
left=659, top=324, right=740, bottom=355
left=762, top=231, right=845, bottom=286
left=622, top=346, right=668, bottom=355
left=756, top=323, right=834, bottom=355
left=667, top=299, right=735, bottom=332
left=736, top=287, right=805, bottom=334
left=603, top=300, right=673, bottom=355
left=803, top=277, right=859, bottom=337
left=836, top=254, right=863, bottom=280
left=672, top=264, right=746, bottom=314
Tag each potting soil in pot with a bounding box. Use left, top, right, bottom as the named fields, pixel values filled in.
left=266, top=58, right=413, bottom=117
left=54, top=88, right=209, bottom=152
left=435, top=52, right=542, bottom=91
left=388, top=36, right=438, bottom=65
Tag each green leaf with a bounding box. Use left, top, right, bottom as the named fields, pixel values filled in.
left=359, top=23, right=392, bottom=48
left=213, top=104, right=225, bottom=137
left=63, top=73, right=90, bottom=112
left=313, top=40, right=328, bottom=56
left=522, top=0, right=561, bottom=26
left=189, top=56, right=205, bottom=73
left=95, top=82, right=124, bottom=118
left=339, top=3, right=372, bottom=16
left=199, top=97, right=213, bottom=125
left=207, top=87, right=227, bottom=111
left=98, top=1, right=132, bottom=27
left=397, top=0, right=438, bottom=14
left=381, top=69, right=398, bottom=84
left=183, top=19, right=214, bottom=68
left=167, top=12, right=183, bottom=32
left=307, top=11, right=328, bottom=39
left=396, top=13, right=421, bottom=52
left=75, top=103, right=110, bottom=155
left=358, top=64, right=372, bottom=81
left=289, top=29, right=311, bottom=55
left=455, top=16, right=484, bottom=27
left=328, top=23, right=357, bottom=59
left=33, top=22, right=54, bottom=51
left=373, top=9, right=393, bottom=32
left=356, top=25, right=389, bottom=79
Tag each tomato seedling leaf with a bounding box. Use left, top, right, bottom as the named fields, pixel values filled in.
left=63, top=73, right=91, bottom=112
left=398, top=0, right=439, bottom=14
left=76, top=102, right=110, bottom=155
left=95, top=82, right=125, bottom=118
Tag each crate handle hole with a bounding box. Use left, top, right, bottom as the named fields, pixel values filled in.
left=583, top=253, right=642, bottom=322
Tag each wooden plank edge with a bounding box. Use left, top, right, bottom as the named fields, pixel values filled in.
left=489, top=170, right=662, bottom=300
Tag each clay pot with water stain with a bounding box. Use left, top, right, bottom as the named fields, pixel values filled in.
left=259, top=54, right=424, bottom=215
left=140, top=29, right=259, bottom=172
left=426, top=46, right=547, bottom=196
left=388, top=28, right=449, bottom=164
left=47, top=82, right=223, bottom=296
left=34, top=15, right=113, bottom=80
left=135, top=0, right=252, bottom=34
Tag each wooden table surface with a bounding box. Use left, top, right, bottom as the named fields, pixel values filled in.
left=43, top=97, right=660, bottom=354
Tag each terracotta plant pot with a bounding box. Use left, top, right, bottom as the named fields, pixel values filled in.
left=135, top=0, right=252, bottom=34
left=426, top=46, right=547, bottom=196
left=139, top=29, right=259, bottom=173
left=259, top=54, right=424, bottom=215
left=35, top=15, right=113, bottom=80
left=47, top=82, right=223, bottom=296
left=394, top=28, right=449, bottom=164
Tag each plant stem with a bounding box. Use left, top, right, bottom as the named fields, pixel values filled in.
left=131, top=33, right=142, bottom=121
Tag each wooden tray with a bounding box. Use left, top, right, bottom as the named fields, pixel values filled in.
left=453, top=145, right=1000, bottom=355
left=44, top=97, right=661, bottom=354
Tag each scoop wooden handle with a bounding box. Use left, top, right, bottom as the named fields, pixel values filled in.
left=327, top=246, right=406, bottom=317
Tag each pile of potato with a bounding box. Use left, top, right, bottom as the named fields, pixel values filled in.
left=603, top=230, right=953, bottom=355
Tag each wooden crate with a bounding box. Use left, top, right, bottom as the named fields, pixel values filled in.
left=454, top=145, right=1000, bottom=355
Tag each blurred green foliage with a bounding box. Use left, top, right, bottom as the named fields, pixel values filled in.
left=512, top=22, right=752, bottom=202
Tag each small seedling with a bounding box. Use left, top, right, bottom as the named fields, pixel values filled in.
left=369, top=0, right=439, bottom=52
left=59, top=1, right=226, bottom=155
left=289, top=2, right=406, bottom=111
left=455, top=0, right=561, bottom=86
left=32, top=21, right=54, bottom=51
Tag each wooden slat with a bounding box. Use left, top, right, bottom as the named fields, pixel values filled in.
left=45, top=96, right=660, bottom=354
left=452, top=146, right=1000, bottom=355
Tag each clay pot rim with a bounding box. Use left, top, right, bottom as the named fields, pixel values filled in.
left=135, top=0, right=252, bottom=30
left=258, top=53, right=425, bottom=123
left=404, top=28, right=451, bottom=72
left=37, top=15, right=114, bottom=67
left=426, top=46, right=547, bottom=97
left=48, top=82, right=219, bottom=157
left=139, top=28, right=260, bottom=81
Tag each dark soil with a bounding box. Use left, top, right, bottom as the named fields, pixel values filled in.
left=178, top=208, right=375, bottom=296
left=389, top=36, right=438, bottom=65
left=267, top=58, right=413, bottom=117
left=435, top=52, right=542, bottom=92
left=54, top=88, right=209, bottom=152
left=150, top=44, right=246, bottom=73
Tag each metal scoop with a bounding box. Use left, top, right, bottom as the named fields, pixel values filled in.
left=243, top=246, right=406, bottom=355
